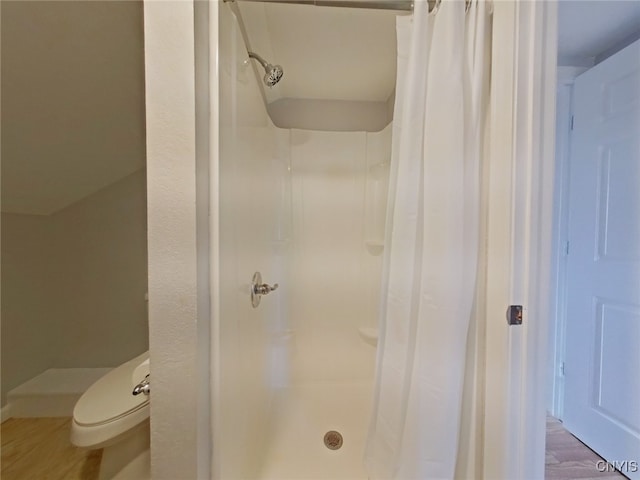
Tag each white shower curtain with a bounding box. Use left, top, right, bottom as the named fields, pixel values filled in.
left=365, top=1, right=491, bottom=478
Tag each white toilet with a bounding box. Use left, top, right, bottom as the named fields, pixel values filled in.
left=71, top=351, right=150, bottom=480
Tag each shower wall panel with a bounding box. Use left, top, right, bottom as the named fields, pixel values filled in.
left=217, top=6, right=392, bottom=476
left=288, top=126, right=391, bottom=385
left=216, top=5, right=292, bottom=479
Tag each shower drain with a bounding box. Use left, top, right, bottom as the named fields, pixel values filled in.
left=324, top=430, right=343, bottom=450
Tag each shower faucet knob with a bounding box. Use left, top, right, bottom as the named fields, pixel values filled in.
left=251, top=272, right=279, bottom=308
left=254, top=283, right=279, bottom=295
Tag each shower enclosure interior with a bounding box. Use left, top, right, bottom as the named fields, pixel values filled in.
left=215, top=2, right=398, bottom=478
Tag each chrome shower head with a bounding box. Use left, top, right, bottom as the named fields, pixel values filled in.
left=248, top=51, right=284, bottom=87
left=263, top=64, right=284, bottom=87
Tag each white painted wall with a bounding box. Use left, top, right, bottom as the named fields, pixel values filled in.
left=1, top=171, right=148, bottom=406
left=143, top=1, right=201, bottom=478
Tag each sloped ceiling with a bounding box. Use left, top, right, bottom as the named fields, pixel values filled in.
left=1, top=1, right=146, bottom=215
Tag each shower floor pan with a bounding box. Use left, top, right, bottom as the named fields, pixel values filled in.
left=257, top=382, right=374, bottom=480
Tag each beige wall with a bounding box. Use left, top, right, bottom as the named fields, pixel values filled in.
left=1, top=1, right=146, bottom=216
left=1, top=170, right=148, bottom=406
left=1, top=214, right=56, bottom=406
left=48, top=170, right=148, bottom=367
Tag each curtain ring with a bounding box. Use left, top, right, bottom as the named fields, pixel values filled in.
left=428, top=0, right=441, bottom=14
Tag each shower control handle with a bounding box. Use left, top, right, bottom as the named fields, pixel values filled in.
left=254, top=282, right=279, bottom=295
left=251, top=271, right=278, bottom=308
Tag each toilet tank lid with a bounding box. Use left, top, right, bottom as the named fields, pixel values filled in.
left=73, top=351, right=150, bottom=426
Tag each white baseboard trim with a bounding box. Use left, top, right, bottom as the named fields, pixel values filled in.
left=1, top=404, right=13, bottom=422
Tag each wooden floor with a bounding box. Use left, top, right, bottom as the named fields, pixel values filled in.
left=1, top=417, right=102, bottom=480
left=546, top=415, right=626, bottom=479
left=0, top=415, right=628, bottom=479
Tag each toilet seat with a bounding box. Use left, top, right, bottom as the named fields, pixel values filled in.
left=71, top=351, right=150, bottom=448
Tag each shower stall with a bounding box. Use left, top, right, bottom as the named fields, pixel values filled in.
left=215, top=2, right=393, bottom=477
left=142, top=1, right=558, bottom=479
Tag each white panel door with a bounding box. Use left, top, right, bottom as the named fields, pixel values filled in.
left=563, top=39, right=640, bottom=480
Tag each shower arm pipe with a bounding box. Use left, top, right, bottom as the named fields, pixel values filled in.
left=223, top=0, right=414, bottom=12
left=248, top=51, right=269, bottom=69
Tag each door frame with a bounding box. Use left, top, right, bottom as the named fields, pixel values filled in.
left=483, top=1, right=559, bottom=478
left=546, top=66, right=589, bottom=420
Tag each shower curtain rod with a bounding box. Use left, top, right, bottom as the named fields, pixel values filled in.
left=224, top=0, right=415, bottom=12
